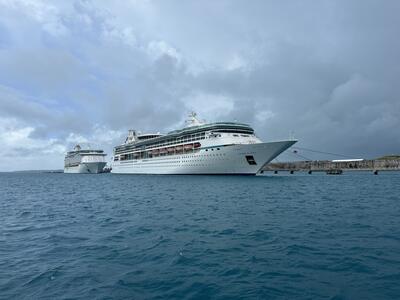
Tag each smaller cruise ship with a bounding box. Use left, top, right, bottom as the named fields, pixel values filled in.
left=64, top=145, right=107, bottom=174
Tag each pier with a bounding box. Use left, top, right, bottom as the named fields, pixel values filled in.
left=263, top=158, right=400, bottom=174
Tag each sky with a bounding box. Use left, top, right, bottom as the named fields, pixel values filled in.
left=0, top=0, right=399, bottom=171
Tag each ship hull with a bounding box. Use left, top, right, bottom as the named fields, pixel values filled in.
left=111, top=140, right=296, bottom=175
left=64, top=162, right=106, bottom=174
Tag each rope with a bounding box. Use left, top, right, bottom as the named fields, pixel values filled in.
left=291, top=152, right=312, bottom=161
left=292, top=146, right=353, bottom=159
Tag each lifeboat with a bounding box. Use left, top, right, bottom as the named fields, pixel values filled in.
left=184, top=144, right=194, bottom=150
left=175, top=145, right=183, bottom=151
left=159, top=148, right=167, bottom=154
left=194, top=142, right=201, bottom=148
left=167, top=147, right=175, bottom=152
left=151, top=149, right=159, bottom=155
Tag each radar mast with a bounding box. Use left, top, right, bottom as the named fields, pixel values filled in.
left=185, top=112, right=205, bottom=127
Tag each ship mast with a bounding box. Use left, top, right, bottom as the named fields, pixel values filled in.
left=185, top=112, right=205, bottom=127
left=125, top=130, right=138, bottom=144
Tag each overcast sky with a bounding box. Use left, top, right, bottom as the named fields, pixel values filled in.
left=0, top=0, right=399, bottom=170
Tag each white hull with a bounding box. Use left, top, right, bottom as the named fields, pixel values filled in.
left=111, top=140, right=295, bottom=175
left=64, top=162, right=106, bottom=174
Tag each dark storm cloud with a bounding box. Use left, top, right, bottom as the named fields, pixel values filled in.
left=0, top=0, right=399, bottom=170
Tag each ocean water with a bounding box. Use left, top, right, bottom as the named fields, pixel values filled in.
left=1, top=172, right=400, bottom=300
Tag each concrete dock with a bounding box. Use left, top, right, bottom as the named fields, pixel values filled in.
left=263, top=158, right=400, bottom=173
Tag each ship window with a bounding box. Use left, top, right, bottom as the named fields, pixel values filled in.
left=246, top=155, right=257, bottom=165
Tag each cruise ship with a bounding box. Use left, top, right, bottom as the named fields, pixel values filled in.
left=111, top=113, right=296, bottom=175
left=64, top=145, right=107, bottom=173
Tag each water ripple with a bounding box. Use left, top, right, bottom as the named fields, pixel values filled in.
left=1, top=172, right=400, bottom=299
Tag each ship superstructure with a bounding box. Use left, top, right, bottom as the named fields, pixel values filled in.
left=64, top=145, right=107, bottom=174
left=111, top=113, right=296, bottom=175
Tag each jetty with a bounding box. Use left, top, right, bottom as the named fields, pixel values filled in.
left=263, top=156, right=400, bottom=174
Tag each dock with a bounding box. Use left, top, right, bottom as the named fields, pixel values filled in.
left=263, top=158, right=400, bottom=174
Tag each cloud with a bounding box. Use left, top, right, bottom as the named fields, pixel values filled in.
left=0, top=117, right=65, bottom=170
left=0, top=0, right=400, bottom=170
left=147, top=40, right=181, bottom=62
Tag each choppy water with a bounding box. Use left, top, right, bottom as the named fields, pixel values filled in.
left=1, top=172, right=400, bottom=299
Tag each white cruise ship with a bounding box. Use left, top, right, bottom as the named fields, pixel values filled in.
left=111, top=113, right=296, bottom=175
left=64, top=145, right=107, bottom=174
